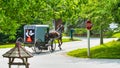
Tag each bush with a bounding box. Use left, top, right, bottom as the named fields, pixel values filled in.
left=73, top=28, right=87, bottom=36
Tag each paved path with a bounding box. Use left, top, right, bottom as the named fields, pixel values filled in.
left=0, top=37, right=119, bottom=68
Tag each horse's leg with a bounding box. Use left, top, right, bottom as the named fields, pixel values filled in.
left=58, top=39, right=60, bottom=47
left=51, top=39, right=54, bottom=51
left=60, top=37, right=63, bottom=45
left=58, top=37, right=62, bottom=50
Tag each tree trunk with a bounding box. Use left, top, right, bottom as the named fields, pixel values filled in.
left=100, top=24, right=104, bottom=44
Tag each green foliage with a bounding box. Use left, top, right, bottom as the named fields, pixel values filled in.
left=104, top=30, right=114, bottom=38
left=74, top=28, right=87, bottom=35
left=79, top=0, right=120, bottom=44
left=0, top=33, right=9, bottom=44
left=67, top=41, right=120, bottom=59
left=0, top=0, right=120, bottom=43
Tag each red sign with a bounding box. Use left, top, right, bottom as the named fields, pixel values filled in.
left=86, top=20, right=92, bottom=30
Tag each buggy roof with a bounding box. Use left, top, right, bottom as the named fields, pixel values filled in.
left=24, top=25, right=49, bottom=29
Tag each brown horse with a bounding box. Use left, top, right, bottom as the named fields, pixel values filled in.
left=48, top=24, right=64, bottom=50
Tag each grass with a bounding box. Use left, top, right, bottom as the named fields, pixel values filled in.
left=112, top=33, right=120, bottom=38
left=62, top=37, right=80, bottom=42
left=0, top=44, right=15, bottom=49
left=0, top=37, right=80, bottom=49
left=67, top=40, right=120, bottom=59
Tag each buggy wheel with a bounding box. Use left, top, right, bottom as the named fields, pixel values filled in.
left=48, top=39, right=56, bottom=52
left=16, top=37, right=24, bottom=46
left=33, top=39, right=42, bottom=53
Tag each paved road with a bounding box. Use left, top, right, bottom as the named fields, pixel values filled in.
left=0, top=37, right=119, bottom=68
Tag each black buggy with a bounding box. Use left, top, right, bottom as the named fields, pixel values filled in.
left=17, top=25, right=56, bottom=53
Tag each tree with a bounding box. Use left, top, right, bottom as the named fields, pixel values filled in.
left=79, top=0, right=118, bottom=44
left=0, top=0, right=119, bottom=44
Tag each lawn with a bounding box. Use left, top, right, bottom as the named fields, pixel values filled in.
left=67, top=40, right=120, bottom=59
left=60, top=37, right=80, bottom=42
left=0, top=44, right=15, bottom=49
left=0, top=37, right=80, bottom=49
left=112, top=33, right=120, bottom=38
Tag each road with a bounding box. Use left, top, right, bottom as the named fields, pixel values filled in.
left=0, top=37, right=119, bottom=68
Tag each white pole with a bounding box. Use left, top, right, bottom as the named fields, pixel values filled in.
left=87, top=30, right=90, bottom=57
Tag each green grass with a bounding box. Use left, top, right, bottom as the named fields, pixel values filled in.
left=67, top=40, right=120, bottom=59
left=0, top=44, right=15, bottom=49
left=62, top=37, right=80, bottom=42
left=0, top=37, right=80, bottom=49
left=112, top=33, right=120, bottom=38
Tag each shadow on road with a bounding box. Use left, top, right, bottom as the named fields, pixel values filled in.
left=32, top=49, right=64, bottom=56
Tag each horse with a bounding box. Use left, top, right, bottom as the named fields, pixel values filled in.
left=47, top=24, right=64, bottom=51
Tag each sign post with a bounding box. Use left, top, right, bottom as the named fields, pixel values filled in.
left=87, top=30, right=90, bottom=57
left=86, top=20, right=92, bottom=57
